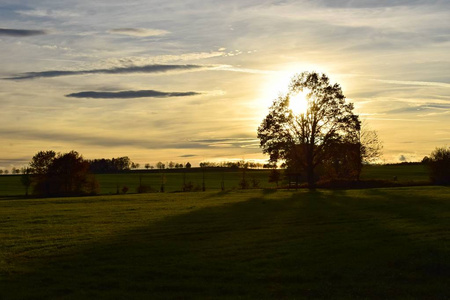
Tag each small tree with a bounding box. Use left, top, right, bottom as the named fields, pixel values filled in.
left=268, top=168, right=282, bottom=187
left=21, top=168, right=32, bottom=197
left=355, top=122, right=383, bottom=180
left=145, top=163, right=151, bottom=170
left=185, top=162, right=191, bottom=168
left=427, top=147, right=450, bottom=185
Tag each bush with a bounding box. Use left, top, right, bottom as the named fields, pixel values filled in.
left=182, top=181, right=194, bottom=192
left=137, top=184, right=153, bottom=193
left=251, top=177, right=260, bottom=188
left=239, top=178, right=249, bottom=189
left=427, top=147, right=450, bottom=185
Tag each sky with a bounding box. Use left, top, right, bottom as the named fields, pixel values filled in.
left=1, top=0, right=449, bottom=169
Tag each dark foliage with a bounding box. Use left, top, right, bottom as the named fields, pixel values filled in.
left=88, top=157, right=132, bottom=173
left=258, top=71, right=360, bottom=187
left=30, top=150, right=99, bottom=197
left=427, top=147, right=450, bottom=185
left=268, top=169, right=282, bottom=187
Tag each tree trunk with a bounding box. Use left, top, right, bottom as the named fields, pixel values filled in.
left=306, top=145, right=315, bottom=188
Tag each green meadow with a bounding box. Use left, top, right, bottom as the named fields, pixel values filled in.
left=1, top=186, right=449, bottom=299
left=0, top=164, right=430, bottom=197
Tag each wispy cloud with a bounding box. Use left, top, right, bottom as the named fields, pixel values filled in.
left=373, top=79, right=450, bottom=88
left=4, top=64, right=206, bottom=80
left=212, top=65, right=273, bottom=74
left=383, top=103, right=450, bottom=114
left=66, top=90, right=201, bottom=99
left=187, top=138, right=260, bottom=149
left=0, top=28, right=47, bottom=37
left=109, top=28, right=169, bottom=37
left=16, top=9, right=79, bottom=18
left=0, top=128, right=256, bottom=151
left=101, top=51, right=226, bottom=67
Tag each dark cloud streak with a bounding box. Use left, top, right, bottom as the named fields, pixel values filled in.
left=4, top=64, right=205, bottom=80
left=0, top=28, right=47, bottom=37
left=66, top=90, right=201, bottom=99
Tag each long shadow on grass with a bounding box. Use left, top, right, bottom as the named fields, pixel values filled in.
left=2, top=189, right=450, bottom=299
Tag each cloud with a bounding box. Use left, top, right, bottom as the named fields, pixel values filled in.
left=16, top=9, right=79, bottom=18
left=4, top=64, right=206, bottom=80
left=101, top=51, right=226, bottom=67
left=179, top=154, right=197, bottom=158
left=212, top=65, right=273, bottom=74
left=0, top=28, right=47, bottom=37
left=383, top=103, right=450, bottom=115
left=0, top=128, right=254, bottom=151
left=187, top=138, right=260, bottom=149
left=66, top=90, right=201, bottom=99
left=109, top=28, right=169, bottom=37
left=373, top=79, right=450, bottom=89
left=314, top=0, right=433, bottom=8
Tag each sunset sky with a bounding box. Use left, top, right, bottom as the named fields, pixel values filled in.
left=1, top=0, right=449, bottom=168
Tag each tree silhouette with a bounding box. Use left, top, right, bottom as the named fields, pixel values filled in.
left=156, top=161, right=165, bottom=170
left=427, top=146, right=450, bottom=185
left=20, top=168, right=32, bottom=197
left=30, top=150, right=56, bottom=175
left=356, top=122, right=383, bottom=180
left=29, top=150, right=98, bottom=196
left=268, top=168, right=281, bottom=187
left=258, top=71, right=360, bottom=187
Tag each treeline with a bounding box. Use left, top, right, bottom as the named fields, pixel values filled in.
left=199, top=161, right=268, bottom=169
left=19, top=150, right=196, bottom=197
left=88, top=157, right=133, bottom=173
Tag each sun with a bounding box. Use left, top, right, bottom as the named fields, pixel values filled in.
left=289, top=89, right=309, bottom=116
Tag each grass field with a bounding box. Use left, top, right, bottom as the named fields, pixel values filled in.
left=0, top=164, right=430, bottom=196
left=1, top=186, right=449, bottom=299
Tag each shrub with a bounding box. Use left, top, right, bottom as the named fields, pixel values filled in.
left=137, top=184, right=153, bottom=193
left=182, top=181, right=194, bottom=192
left=251, top=177, right=260, bottom=188
left=239, top=178, right=249, bottom=189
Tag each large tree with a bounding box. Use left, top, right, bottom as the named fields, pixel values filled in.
left=258, top=71, right=360, bottom=186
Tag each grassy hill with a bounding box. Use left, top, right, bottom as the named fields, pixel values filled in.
left=1, top=187, right=449, bottom=298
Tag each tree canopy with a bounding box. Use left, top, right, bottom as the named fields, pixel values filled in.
left=427, top=146, right=450, bottom=185
left=29, top=150, right=98, bottom=196
left=258, top=71, right=360, bottom=186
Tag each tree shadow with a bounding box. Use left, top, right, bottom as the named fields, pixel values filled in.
left=2, top=189, right=449, bottom=299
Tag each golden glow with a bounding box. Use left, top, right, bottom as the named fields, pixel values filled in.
left=289, top=90, right=309, bottom=115
left=258, top=63, right=325, bottom=115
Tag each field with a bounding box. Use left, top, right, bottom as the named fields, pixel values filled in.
left=1, top=186, right=449, bottom=299
left=0, top=164, right=430, bottom=197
